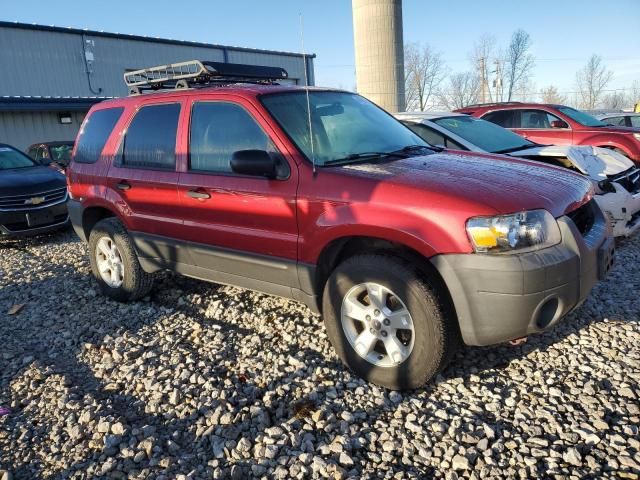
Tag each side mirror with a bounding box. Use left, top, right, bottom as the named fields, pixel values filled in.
left=231, top=150, right=277, bottom=178
left=550, top=120, right=568, bottom=129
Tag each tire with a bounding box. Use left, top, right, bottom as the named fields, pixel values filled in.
left=322, top=253, right=457, bottom=390
left=88, top=217, right=154, bottom=302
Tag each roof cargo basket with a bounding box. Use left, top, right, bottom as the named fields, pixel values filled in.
left=124, top=60, right=289, bottom=95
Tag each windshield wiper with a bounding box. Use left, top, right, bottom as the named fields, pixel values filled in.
left=323, top=151, right=409, bottom=166
left=493, top=144, right=533, bottom=154
left=393, top=144, right=444, bottom=154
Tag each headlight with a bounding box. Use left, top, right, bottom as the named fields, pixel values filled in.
left=596, top=179, right=616, bottom=194
left=634, top=133, right=640, bottom=141
left=466, top=209, right=561, bottom=254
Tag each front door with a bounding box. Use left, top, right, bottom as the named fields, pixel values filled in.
left=514, top=109, right=573, bottom=145
left=176, top=96, right=299, bottom=289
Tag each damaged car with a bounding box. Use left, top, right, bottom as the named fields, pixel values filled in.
left=396, top=112, right=640, bottom=237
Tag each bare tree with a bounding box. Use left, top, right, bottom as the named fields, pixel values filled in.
left=540, top=85, right=567, bottom=104
left=436, top=72, right=480, bottom=110
left=505, top=29, right=535, bottom=101
left=601, top=91, right=628, bottom=110
left=404, top=42, right=447, bottom=111
left=627, top=80, right=640, bottom=107
left=575, top=54, right=613, bottom=109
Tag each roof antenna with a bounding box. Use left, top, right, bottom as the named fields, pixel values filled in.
left=299, top=14, right=316, bottom=174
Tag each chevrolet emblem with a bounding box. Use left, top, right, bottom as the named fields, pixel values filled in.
left=25, top=196, right=46, bottom=205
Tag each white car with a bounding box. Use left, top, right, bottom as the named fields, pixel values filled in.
left=396, top=112, right=640, bottom=237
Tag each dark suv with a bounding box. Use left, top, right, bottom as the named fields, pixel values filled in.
left=67, top=61, right=614, bottom=389
left=456, top=102, right=640, bottom=163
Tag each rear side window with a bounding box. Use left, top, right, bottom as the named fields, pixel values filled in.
left=122, top=104, right=180, bottom=170
left=189, top=102, right=276, bottom=174
left=483, top=110, right=517, bottom=128
left=404, top=123, right=467, bottom=151
left=75, top=107, right=123, bottom=164
left=631, top=117, right=640, bottom=128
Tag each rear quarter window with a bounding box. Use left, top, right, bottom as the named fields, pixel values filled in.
left=74, top=107, right=124, bottom=164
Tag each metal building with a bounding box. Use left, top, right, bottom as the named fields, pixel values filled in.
left=0, top=22, right=315, bottom=151
left=352, top=0, right=405, bottom=112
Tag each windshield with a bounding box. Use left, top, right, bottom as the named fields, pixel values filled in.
left=261, top=91, right=428, bottom=166
left=432, top=116, right=534, bottom=153
left=50, top=144, right=73, bottom=165
left=557, top=106, right=606, bottom=127
left=0, top=146, right=37, bottom=170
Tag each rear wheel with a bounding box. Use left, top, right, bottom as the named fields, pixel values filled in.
left=88, top=217, right=154, bottom=302
left=322, top=254, right=457, bottom=390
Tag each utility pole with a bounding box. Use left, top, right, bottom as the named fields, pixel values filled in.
left=478, top=57, right=490, bottom=104
left=492, top=59, right=503, bottom=102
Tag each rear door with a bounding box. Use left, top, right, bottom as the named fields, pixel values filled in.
left=106, top=98, right=187, bottom=262
left=176, top=95, right=299, bottom=289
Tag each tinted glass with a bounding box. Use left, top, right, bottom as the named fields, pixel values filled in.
left=50, top=145, right=73, bottom=165
left=631, top=116, right=640, bottom=128
left=123, top=104, right=180, bottom=170
left=27, top=147, right=39, bottom=161
left=433, top=116, right=533, bottom=153
left=190, top=102, right=276, bottom=173
left=602, top=116, right=625, bottom=126
left=75, top=107, right=123, bottom=164
left=0, top=146, right=37, bottom=170
left=261, top=91, right=426, bottom=166
left=482, top=110, right=517, bottom=128
left=405, top=123, right=448, bottom=148
left=557, top=106, right=606, bottom=127
left=519, top=109, right=562, bottom=129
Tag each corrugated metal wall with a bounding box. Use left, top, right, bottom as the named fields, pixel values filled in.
left=0, top=24, right=314, bottom=98
left=0, top=111, right=85, bottom=151
left=0, top=23, right=315, bottom=152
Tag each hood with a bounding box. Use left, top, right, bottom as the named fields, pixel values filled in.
left=0, top=166, right=66, bottom=197
left=340, top=151, right=592, bottom=218
left=508, top=144, right=634, bottom=180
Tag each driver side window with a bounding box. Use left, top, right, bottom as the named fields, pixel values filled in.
left=519, top=109, right=563, bottom=129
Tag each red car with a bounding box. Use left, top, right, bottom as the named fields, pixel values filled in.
left=67, top=61, right=614, bottom=389
left=455, top=102, right=640, bottom=163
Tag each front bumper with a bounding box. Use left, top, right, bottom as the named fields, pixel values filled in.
left=431, top=202, right=614, bottom=346
left=595, top=185, right=640, bottom=237
left=0, top=201, right=69, bottom=237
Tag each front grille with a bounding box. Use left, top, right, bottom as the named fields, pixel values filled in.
left=609, top=167, right=640, bottom=194
left=0, top=187, right=67, bottom=211
left=567, top=200, right=596, bottom=237
left=3, top=213, right=68, bottom=232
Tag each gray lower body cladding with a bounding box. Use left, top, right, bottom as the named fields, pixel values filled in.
left=431, top=203, right=614, bottom=346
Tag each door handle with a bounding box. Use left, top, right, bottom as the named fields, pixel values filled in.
left=187, top=189, right=211, bottom=200
left=117, top=181, right=131, bottom=191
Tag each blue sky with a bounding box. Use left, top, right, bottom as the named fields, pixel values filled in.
left=3, top=0, right=639, bottom=95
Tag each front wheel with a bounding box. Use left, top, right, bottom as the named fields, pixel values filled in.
left=322, top=254, right=457, bottom=390
left=88, top=217, right=154, bottom=302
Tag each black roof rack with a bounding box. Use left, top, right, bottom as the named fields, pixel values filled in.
left=124, top=60, right=289, bottom=95
left=463, top=101, right=525, bottom=108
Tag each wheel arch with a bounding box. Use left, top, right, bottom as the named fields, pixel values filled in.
left=81, top=205, right=117, bottom=241
left=312, top=235, right=456, bottom=321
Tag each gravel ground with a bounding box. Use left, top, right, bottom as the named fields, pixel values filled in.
left=0, top=227, right=638, bottom=480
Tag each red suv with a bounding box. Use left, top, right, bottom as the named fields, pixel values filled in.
left=456, top=102, right=640, bottom=163
left=67, top=61, right=614, bottom=390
